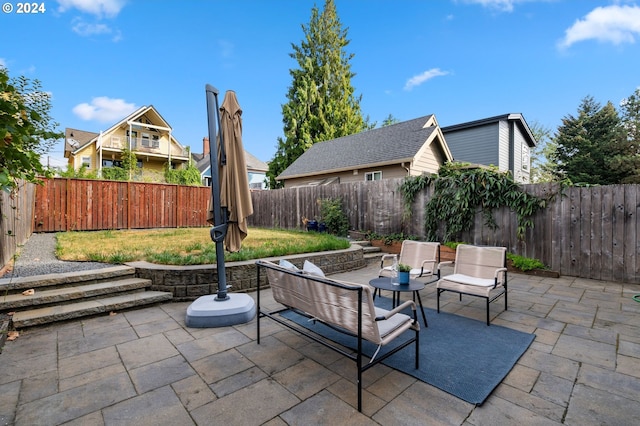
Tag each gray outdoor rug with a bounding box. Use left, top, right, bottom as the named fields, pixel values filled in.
left=281, top=298, right=535, bottom=405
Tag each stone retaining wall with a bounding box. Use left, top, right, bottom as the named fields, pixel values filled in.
left=128, top=244, right=366, bottom=301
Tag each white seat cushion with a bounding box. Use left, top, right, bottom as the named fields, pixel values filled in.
left=439, top=273, right=495, bottom=287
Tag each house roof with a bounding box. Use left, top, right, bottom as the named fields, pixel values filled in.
left=441, top=113, right=537, bottom=147
left=277, top=114, right=448, bottom=180
left=64, top=128, right=99, bottom=157
left=193, top=150, right=269, bottom=177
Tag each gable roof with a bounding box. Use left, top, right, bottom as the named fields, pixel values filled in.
left=64, top=128, right=99, bottom=156
left=441, top=113, right=537, bottom=147
left=277, top=114, right=451, bottom=180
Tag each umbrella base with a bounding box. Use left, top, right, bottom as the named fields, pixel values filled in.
left=185, top=293, right=256, bottom=328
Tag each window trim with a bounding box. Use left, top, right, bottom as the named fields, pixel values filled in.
left=364, top=171, right=382, bottom=181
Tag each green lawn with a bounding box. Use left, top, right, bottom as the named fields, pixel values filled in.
left=55, top=227, right=350, bottom=265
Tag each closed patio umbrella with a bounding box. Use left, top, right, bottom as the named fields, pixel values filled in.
left=218, top=90, right=253, bottom=253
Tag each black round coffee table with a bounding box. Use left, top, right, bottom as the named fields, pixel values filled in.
left=368, top=277, right=428, bottom=326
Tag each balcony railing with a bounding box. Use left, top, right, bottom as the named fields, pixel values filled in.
left=102, top=136, right=188, bottom=158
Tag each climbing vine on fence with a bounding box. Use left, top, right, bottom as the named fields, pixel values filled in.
left=398, top=173, right=433, bottom=220
left=401, top=163, right=549, bottom=243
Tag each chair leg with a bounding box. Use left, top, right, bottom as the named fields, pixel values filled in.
left=486, top=298, right=490, bottom=326
left=436, top=289, right=441, bottom=313
left=504, top=287, right=508, bottom=311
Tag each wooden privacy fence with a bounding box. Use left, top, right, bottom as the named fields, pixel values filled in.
left=34, top=178, right=210, bottom=232
left=0, top=181, right=36, bottom=269
left=26, top=177, right=640, bottom=284
left=249, top=179, right=640, bottom=284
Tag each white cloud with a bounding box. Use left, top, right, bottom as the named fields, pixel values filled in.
left=70, top=17, right=123, bottom=41
left=404, top=68, right=450, bottom=91
left=72, top=97, right=137, bottom=123
left=57, top=0, right=126, bottom=18
left=558, top=5, right=640, bottom=49
left=71, top=18, right=111, bottom=36
left=457, top=0, right=527, bottom=13
left=0, top=58, right=6, bottom=67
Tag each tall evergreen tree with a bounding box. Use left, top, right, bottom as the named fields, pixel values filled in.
left=267, top=0, right=368, bottom=188
left=611, top=88, right=640, bottom=183
left=551, top=96, right=626, bottom=185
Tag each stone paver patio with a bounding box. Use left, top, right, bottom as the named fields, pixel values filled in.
left=1, top=263, right=640, bottom=425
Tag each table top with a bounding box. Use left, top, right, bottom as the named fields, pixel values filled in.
left=369, top=277, right=425, bottom=292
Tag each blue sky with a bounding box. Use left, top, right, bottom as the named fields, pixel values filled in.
left=2, top=0, right=640, bottom=168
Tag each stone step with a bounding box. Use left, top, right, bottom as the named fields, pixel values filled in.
left=0, top=277, right=152, bottom=311
left=362, top=245, right=381, bottom=254
left=11, top=291, right=173, bottom=328
left=0, top=265, right=136, bottom=293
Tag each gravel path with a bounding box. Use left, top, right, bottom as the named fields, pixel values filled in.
left=3, top=233, right=112, bottom=278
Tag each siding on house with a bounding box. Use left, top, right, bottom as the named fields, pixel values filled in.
left=442, top=113, right=536, bottom=183
left=444, top=123, right=499, bottom=167
left=510, top=121, right=532, bottom=182
left=284, top=164, right=408, bottom=187
left=498, top=120, right=510, bottom=171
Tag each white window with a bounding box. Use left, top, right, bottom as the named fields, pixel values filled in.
left=81, top=157, right=91, bottom=168
left=152, top=135, right=160, bottom=148
left=142, top=133, right=151, bottom=148
left=365, top=171, right=382, bottom=181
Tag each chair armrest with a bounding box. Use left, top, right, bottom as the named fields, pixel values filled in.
left=419, top=259, right=437, bottom=276
left=380, top=254, right=398, bottom=269
left=375, top=300, right=416, bottom=321
left=438, top=261, right=454, bottom=270
left=494, top=267, right=508, bottom=287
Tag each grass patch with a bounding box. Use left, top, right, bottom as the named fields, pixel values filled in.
left=55, top=228, right=351, bottom=265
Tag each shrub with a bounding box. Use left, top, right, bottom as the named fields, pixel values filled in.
left=507, top=253, right=546, bottom=271
left=319, top=198, right=349, bottom=236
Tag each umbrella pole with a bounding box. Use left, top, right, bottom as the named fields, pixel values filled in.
left=205, top=84, right=229, bottom=301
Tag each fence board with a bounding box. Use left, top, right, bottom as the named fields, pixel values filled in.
left=623, top=185, right=636, bottom=282
left=600, top=186, right=613, bottom=282
left=580, top=188, right=591, bottom=278
left=590, top=187, right=602, bottom=281
left=612, top=186, right=625, bottom=282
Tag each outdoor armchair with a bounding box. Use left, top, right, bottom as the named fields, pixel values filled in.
left=376, top=241, right=440, bottom=300
left=436, top=244, right=507, bottom=325
left=379, top=241, right=440, bottom=280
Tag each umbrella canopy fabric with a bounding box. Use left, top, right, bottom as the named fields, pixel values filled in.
left=218, top=90, right=253, bottom=252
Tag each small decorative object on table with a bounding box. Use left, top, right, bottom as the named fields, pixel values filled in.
left=397, top=263, right=412, bottom=285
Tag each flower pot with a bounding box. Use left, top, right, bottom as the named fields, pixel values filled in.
left=440, top=246, right=456, bottom=263
left=398, top=271, right=410, bottom=285
left=370, top=239, right=402, bottom=254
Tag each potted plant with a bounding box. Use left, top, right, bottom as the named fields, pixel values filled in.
left=397, top=263, right=412, bottom=284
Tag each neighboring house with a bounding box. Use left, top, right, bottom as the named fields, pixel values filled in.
left=64, top=105, right=190, bottom=174
left=276, top=115, right=453, bottom=188
left=194, top=137, right=269, bottom=190
left=441, top=113, right=536, bottom=183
